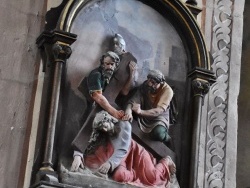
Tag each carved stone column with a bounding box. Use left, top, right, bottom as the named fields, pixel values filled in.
left=188, top=68, right=216, bottom=188
left=41, top=42, right=72, bottom=172
left=190, top=79, right=210, bottom=188
left=35, top=30, right=77, bottom=182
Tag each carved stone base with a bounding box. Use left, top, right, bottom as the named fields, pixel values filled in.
left=58, top=161, right=138, bottom=188
left=31, top=181, right=79, bottom=188
left=57, top=157, right=180, bottom=188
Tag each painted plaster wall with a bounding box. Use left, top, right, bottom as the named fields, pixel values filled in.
left=237, top=1, right=250, bottom=187
left=0, top=0, right=46, bottom=187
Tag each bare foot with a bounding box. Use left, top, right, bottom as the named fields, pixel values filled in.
left=167, top=156, right=176, bottom=175
left=161, top=156, right=176, bottom=175
left=162, top=156, right=176, bottom=183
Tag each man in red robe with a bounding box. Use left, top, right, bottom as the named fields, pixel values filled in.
left=71, top=111, right=176, bottom=188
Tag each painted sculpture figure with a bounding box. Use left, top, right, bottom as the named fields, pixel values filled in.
left=72, top=34, right=137, bottom=154
left=78, top=51, right=124, bottom=119
left=70, top=35, right=176, bottom=187
left=71, top=110, right=176, bottom=187
left=113, top=33, right=137, bottom=96
left=123, top=69, right=174, bottom=145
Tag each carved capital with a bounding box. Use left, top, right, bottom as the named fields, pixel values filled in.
left=188, top=67, right=216, bottom=98
left=192, top=79, right=210, bottom=97
left=52, top=42, right=72, bottom=62
left=36, top=30, right=77, bottom=71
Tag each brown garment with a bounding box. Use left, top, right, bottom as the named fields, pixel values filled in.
left=129, top=82, right=173, bottom=133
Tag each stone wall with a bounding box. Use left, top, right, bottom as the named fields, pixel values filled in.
left=0, top=0, right=46, bottom=187
left=237, top=1, right=250, bottom=187
left=0, top=0, right=247, bottom=187
left=201, top=0, right=244, bottom=187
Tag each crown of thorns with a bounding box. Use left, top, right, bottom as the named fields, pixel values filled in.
left=93, top=111, right=118, bottom=130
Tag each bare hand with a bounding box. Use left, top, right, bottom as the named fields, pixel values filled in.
left=132, top=103, right=141, bottom=115
left=112, top=110, right=125, bottom=119
left=70, top=155, right=84, bottom=172
left=98, top=161, right=111, bottom=174
left=122, top=112, right=133, bottom=122
left=129, top=61, right=137, bottom=78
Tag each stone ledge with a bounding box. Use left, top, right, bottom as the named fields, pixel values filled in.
left=58, top=162, right=138, bottom=188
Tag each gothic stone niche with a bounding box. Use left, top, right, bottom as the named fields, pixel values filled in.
left=34, top=0, right=216, bottom=188
left=57, top=0, right=188, bottom=187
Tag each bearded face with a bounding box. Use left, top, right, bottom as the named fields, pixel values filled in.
left=146, top=78, right=161, bottom=94
left=101, top=56, right=117, bottom=83
left=102, top=69, right=114, bottom=83
left=147, top=84, right=157, bottom=93
left=93, top=111, right=119, bottom=137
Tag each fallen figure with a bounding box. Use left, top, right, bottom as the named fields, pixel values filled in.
left=71, top=110, right=176, bottom=188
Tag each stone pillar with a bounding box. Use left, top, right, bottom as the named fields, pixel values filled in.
left=188, top=68, right=216, bottom=188
left=35, top=30, right=76, bottom=182
left=190, top=80, right=209, bottom=188
left=41, top=42, right=72, bottom=172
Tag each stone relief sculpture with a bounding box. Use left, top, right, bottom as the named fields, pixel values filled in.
left=72, top=110, right=176, bottom=188
left=71, top=49, right=133, bottom=171
left=124, top=69, right=173, bottom=146
left=77, top=50, right=124, bottom=120
left=71, top=33, right=137, bottom=159
left=68, top=34, right=179, bottom=187
left=34, top=1, right=219, bottom=187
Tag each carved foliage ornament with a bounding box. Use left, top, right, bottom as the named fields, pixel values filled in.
left=206, top=0, right=232, bottom=187
left=52, top=42, right=72, bottom=62
left=192, top=79, right=210, bottom=97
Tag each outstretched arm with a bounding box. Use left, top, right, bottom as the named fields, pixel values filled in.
left=71, top=151, right=84, bottom=172
left=108, top=121, right=132, bottom=172
left=132, top=103, right=165, bottom=118
left=132, top=85, right=174, bottom=118
left=122, top=103, right=133, bottom=122
left=91, top=91, right=124, bottom=119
